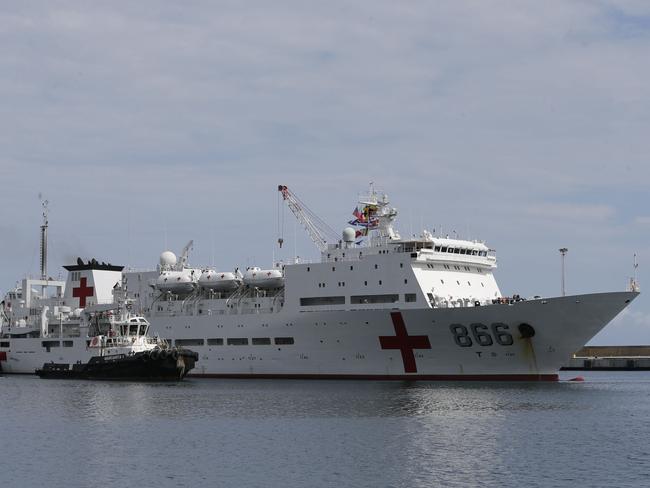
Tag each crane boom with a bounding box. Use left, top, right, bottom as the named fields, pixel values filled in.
left=278, top=185, right=339, bottom=253
left=177, top=240, right=194, bottom=269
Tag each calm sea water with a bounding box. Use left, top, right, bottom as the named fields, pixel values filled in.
left=1, top=372, right=649, bottom=488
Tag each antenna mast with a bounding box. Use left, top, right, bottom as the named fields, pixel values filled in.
left=40, top=196, right=49, bottom=280
left=630, top=253, right=640, bottom=292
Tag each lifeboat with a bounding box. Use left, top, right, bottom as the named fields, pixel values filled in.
left=198, top=270, right=242, bottom=291
left=155, top=271, right=196, bottom=293
left=242, top=267, right=284, bottom=289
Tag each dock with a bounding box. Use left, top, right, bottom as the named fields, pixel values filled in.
left=562, top=346, right=650, bottom=371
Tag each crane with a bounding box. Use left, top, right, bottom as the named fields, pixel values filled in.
left=177, top=240, right=194, bottom=270
left=278, top=185, right=339, bottom=253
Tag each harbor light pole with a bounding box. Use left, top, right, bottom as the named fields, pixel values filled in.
left=559, top=248, right=568, bottom=296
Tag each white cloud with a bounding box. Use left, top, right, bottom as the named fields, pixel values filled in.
left=635, top=216, right=650, bottom=225
left=525, top=203, right=615, bottom=221
left=1, top=1, right=649, bottom=341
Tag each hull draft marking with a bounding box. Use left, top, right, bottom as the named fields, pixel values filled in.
left=379, top=312, right=432, bottom=373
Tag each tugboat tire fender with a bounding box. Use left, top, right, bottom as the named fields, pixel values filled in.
left=160, top=349, right=169, bottom=360
left=170, top=349, right=179, bottom=360
left=150, top=349, right=160, bottom=360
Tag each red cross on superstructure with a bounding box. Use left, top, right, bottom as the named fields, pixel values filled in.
left=72, top=277, right=94, bottom=308
left=379, top=311, right=431, bottom=373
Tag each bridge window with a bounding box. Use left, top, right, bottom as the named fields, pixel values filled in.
left=300, top=296, right=345, bottom=306
left=435, top=246, right=441, bottom=252
left=405, top=293, right=417, bottom=302
left=252, top=337, right=271, bottom=345
left=207, top=338, right=224, bottom=345
left=441, top=247, right=447, bottom=252
left=275, top=337, right=294, bottom=345
left=227, top=338, right=248, bottom=345
left=351, top=294, right=399, bottom=304
left=176, top=338, right=205, bottom=346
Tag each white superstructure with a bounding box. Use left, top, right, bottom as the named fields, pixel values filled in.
left=0, top=186, right=639, bottom=380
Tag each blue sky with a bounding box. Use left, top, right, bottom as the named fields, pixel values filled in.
left=1, top=1, right=648, bottom=344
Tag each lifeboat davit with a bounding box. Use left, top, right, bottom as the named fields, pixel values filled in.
left=156, top=271, right=196, bottom=293
left=243, top=267, right=284, bottom=289
left=199, top=270, right=242, bottom=291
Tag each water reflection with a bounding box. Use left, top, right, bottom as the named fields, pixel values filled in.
left=1, top=373, right=649, bottom=488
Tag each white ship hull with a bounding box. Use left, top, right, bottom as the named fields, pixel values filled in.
left=2, top=292, right=636, bottom=380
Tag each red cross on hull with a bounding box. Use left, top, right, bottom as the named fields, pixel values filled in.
left=72, top=277, right=94, bottom=308
left=379, top=312, right=431, bottom=373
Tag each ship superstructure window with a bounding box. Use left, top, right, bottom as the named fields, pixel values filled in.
left=227, top=338, right=248, bottom=345
left=0, top=341, right=9, bottom=348
left=300, top=296, right=345, bottom=306
left=63, top=341, right=73, bottom=347
left=351, top=294, right=399, bottom=304
left=42, top=340, right=60, bottom=348
left=176, top=338, right=205, bottom=346
left=275, top=337, right=294, bottom=345
left=252, top=337, right=271, bottom=345
left=207, top=338, right=224, bottom=345
left=405, top=293, right=417, bottom=302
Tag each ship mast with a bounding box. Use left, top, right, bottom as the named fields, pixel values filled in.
left=40, top=196, right=49, bottom=281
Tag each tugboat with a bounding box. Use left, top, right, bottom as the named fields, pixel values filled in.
left=36, top=308, right=198, bottom=381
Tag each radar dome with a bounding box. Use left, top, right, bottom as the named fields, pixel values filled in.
left=342, top=227, right=356, bottom=243
left=160, top=251, right=177, bottom=267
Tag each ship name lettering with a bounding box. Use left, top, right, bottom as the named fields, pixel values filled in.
left=449, top=323, right=514, bottom=348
